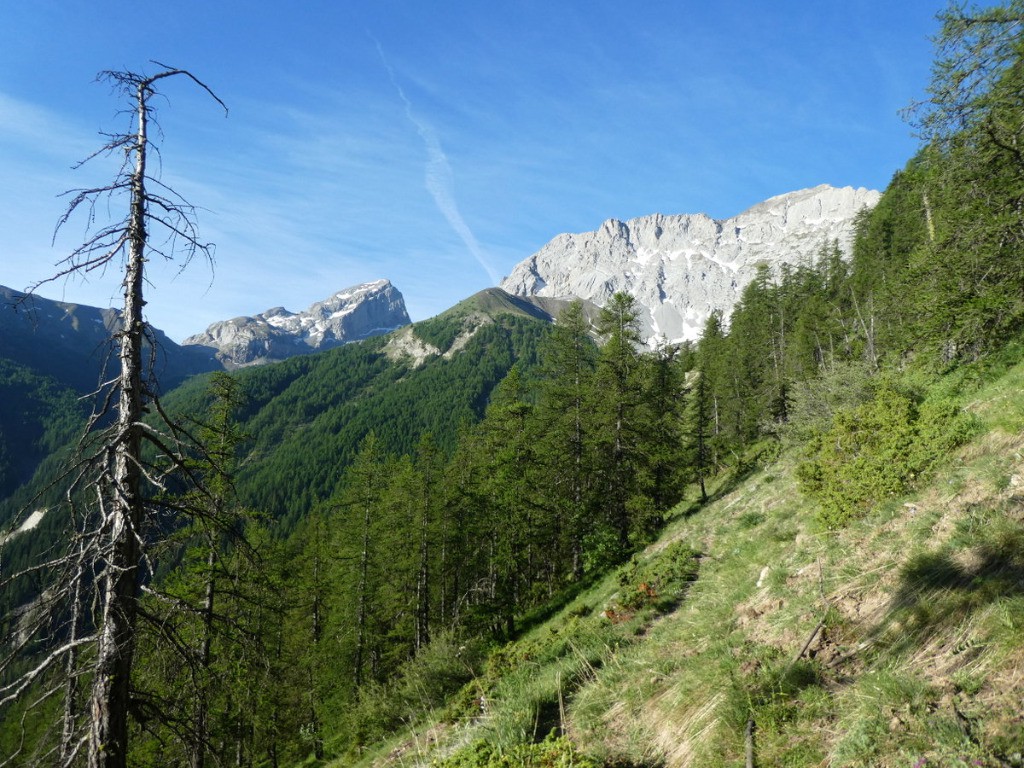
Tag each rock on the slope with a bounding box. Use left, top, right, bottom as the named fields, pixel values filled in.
left=500, top=185, right=880, bottom=345
left=183, top=279, right=411, bottom=368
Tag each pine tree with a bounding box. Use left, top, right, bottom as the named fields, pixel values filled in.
left=641, top=343, right=688, bottom=515
left=412, top=434, right=444, bottom=651
left=335, top=433, right=391, bottom=690
left=726, top=264, right=785, bottom=438
left=693, top=310, right=730, bottom=472
left=377, top=454, right=425, bottom=666
left=684, top=362, right=713, bottom=504
left=476, top=365, right=542, bottom=634
left=288, top=510, right=332, bottom=760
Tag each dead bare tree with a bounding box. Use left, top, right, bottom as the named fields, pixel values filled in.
left=0, top=65, right=226, bottom=768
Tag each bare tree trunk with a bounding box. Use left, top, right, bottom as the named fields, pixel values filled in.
left=308, top=531, right=324, bottom=761
left=415, top=504, right=429, bottom=652
left=439, top=501, right=450, bottom=627
left=851, top=291, right=878, bottom=371
left=0, top=65, right=226, bottom=767
left=88, top=81, right=149, bottom=767
left=571, top=363, right=584, bottom=579
left=60, top=542, right=86, bottom=767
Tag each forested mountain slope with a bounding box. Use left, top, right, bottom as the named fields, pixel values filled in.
left=0, top=289, right=553, bottom=627
left=0, top=284, right=220, bottom=523
left=359, top=347, right=1024, bottom=767
left=158, top=288, right=561, bottom=529
left=0, top=359, right=82, bottom=509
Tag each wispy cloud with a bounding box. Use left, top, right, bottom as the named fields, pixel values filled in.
left=0, top=92, right=83, bottom=155
left=372, top=37, right=500, bottom=285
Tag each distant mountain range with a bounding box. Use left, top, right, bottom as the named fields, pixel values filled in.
left=501, top=184, right=879, bottom=343
left=1, top=279, right=413, bottom=384
left=0, top=280, right=410, bottom=511
left=2, top=184, right=876, bottom=384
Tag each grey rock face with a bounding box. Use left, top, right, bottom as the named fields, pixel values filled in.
left=183, top=279, right=411, bottom=368
left=500, top=185, right=880, bottom=344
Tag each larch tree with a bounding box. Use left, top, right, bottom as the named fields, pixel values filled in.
left=0, top=66, right=225, bottom=768
left=535, top=300, right=596, bottom=579
left=900, top=1, right=1024, bottom=360
left=592, top=292, right=645, bottom=552
left=910, top=0, right=1024, bottom=148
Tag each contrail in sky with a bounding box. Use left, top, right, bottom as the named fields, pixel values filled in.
left=372, top=37, right=500, bottom=285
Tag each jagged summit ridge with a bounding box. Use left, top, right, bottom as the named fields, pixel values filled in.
left=183, top=279, right=410, bottom=368
left=500, top=185, right=880, bottom=343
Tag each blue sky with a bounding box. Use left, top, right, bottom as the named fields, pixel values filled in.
left=1, top=1, right=944, bottom=341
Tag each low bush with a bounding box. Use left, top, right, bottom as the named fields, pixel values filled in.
left=436, top=731, right=599, bottom=767
left=795, top=383, right=977, bottom=527
left=616, top=540, right=700, bottom=613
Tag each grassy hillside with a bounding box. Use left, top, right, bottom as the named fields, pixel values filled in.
left=339, top=350, right=1024, bottom=767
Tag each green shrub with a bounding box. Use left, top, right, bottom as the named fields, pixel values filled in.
left=341, top=630, right=490, bottom=750
left=796, top=384, right=977, bottom=527
left=435, top=731, right=599, bottom=767
left=616, top=540, right=700, bottom=612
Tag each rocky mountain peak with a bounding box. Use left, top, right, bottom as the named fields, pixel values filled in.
left=500, top=184, right=880, bottom=345
left=182, top=279, right=410, bottom=368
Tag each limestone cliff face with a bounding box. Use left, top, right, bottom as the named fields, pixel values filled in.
left=500, top=185, right=880, bottom=344
left=182, top=279, right=410, bottom=368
